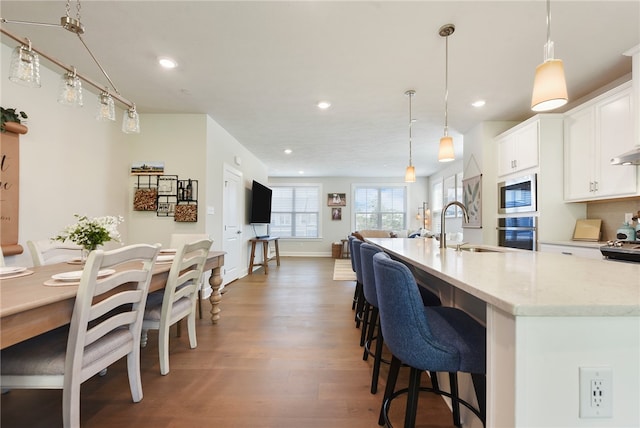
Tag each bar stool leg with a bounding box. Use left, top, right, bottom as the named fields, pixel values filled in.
left=379, top=355, right=402, bottom=426
left=405, top=367, right=422, bottom=428
left=450, top=372, right=461, bottom=427
left=472, top=372, right=487, bottom=424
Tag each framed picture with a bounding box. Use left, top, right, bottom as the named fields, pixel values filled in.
left=462, top=174, right=482, bottom=228
left=130, top=161, right=164, bottom=175
left=331, top=207, right=342, bottom=220
left=327, top=193, right=346, bottom=206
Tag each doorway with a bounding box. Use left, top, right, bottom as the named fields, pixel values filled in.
left=222, top=165, right=243, bottom=286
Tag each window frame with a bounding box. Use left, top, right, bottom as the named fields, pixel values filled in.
left=351, top=183, right=408, bottom=232
left=269, top=183, right=322, bottom=239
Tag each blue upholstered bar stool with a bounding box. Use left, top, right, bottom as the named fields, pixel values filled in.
left=348, top=236, right=358, bottom=311
left=359, top=243, right=386, bottom=392
left=360, top=244, right=444, bottom=395
left=351, top=238, right=366, bottom=330
left=373, top=252, right=486, bottom=428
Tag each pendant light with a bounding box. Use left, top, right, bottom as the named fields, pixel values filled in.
left=97, top=90, right=116, bottom=121
left=8, top=39, right=41, bottom=88
left=438, top=24, right=455, bottom=163
left=404, top=90, right=416, bottom=183
left=122, top=105, right=140, bottom=134
left=58, top=66, right=83, bottom=107
left=531, top=0, right=568, bottom=112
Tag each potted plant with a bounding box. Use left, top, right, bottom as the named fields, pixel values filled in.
left=1, top=107, right=28, bottom=133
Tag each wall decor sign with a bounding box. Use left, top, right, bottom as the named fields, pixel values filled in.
left=462, top=174, right=482, bottom=228
left=0, top=123, right=28, bottom=256
left=327, top=193, right=346, bottom=206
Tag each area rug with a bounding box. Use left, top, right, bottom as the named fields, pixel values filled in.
left=333, top=259, right=356, bottom=281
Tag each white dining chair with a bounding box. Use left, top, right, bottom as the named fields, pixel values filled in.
left=0, top=246, right=5, bottom=267
left=27, top=239, right=82, bottom=266
left=0, top=243, right=160, bottom=428
left=141, top=238, right=212, bottom=375
left=168, top=233, right=212, bottom=318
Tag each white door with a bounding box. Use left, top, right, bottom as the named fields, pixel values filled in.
left=222, top=165, right=242, bottom=285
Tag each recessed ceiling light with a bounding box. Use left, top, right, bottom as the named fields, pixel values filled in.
left=284, top=149, right=292, bottom=154
left=317, top=101, right=331, bottom=109
left=471, top=100, right=486, bottom=108
left=298, top=170, right=305, bottom=175
left=158, top=57, right=178, bottom=69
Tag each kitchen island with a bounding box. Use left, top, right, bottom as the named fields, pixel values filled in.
left=366, top=237, right=639, bottom=428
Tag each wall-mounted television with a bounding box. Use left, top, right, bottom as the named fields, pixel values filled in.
left=249, top=180, right=273, bottom=224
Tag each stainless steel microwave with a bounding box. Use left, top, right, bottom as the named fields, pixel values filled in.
left=498, top=174, right=537, bottom=214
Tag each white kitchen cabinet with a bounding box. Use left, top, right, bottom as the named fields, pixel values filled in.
left=497, top=121, right=539, bottom=176
left=564, top=81, right=638, bottom=201
left=538, top=242, right=603, bottom=260
left=493, top=114, right=585, bottom=243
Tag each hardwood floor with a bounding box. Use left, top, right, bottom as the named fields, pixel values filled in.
left=1, top=257, right=456, bottom=428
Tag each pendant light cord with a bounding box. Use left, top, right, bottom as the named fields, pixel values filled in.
left=408, top=91, right=413, bottom=166
left=444, top=34, right=449, bottom=137
left=546, top=0, right=551, bottom=48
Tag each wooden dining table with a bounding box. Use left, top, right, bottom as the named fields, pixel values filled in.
left=0, top=251, right=224, bottom=350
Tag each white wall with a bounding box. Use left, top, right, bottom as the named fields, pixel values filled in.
left=205, top=116, right=269, bottom=274
left=462, top=121, right=517, bottom=245
left=268, top=176, right=428, bottom=256
left=126, top=114, right=208, bottom=248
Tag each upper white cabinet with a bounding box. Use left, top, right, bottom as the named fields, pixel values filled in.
left=497, top=121, right=539, bottom=176
left=564, top=81, right=638, bottom=202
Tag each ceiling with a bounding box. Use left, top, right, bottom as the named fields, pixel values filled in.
left=1, top=1, right=639, bottom=178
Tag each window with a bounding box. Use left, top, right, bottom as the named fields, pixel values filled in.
left=270, top=185, right=320, bottom=238
left=353, top=185, right=406, bottom=231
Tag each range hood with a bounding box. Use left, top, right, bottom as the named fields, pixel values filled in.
left=611, top=146, right=640, bottom=165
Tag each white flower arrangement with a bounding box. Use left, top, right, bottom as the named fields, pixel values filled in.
left=53, top=214, right=124, bottom=251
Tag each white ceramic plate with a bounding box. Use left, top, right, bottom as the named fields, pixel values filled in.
left=157, top=255, right=175, bottom=262
left=51, top=269, right=115, bottom=282
left=0, top=266, right=27, bottom=275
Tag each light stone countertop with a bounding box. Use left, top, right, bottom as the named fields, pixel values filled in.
left=366, top=238, right=640, bottom=317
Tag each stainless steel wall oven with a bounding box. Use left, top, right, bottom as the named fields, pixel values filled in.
left=497, top=216, right=537, bottom=251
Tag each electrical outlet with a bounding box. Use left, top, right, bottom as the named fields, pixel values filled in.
left=579, top=367, right=613, bottom=418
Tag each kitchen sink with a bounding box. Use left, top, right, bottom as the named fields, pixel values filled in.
left=457, top=245, right=503, bottom=253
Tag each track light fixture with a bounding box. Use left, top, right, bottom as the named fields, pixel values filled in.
left=1, top=0, right=140, bottom=133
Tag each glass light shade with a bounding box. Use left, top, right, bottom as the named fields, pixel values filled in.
left=9, top=45, right=41, bottom=88
left=58, top=72, right=83, bottom=107
left=404, top=165, right=416, bottom=182
left=531, top=59, right=568, bottom=112
left=438, top=136, right=455, bottom=162
left=122, top=107, right=140, bottom=134
left=97, top=93, right=116, bottom=121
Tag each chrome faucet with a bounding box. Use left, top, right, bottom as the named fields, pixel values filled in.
left=440, top=201, right=470, bottom=249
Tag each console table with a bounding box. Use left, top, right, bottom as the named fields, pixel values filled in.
left=248, top=236, right=280, bottom=275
